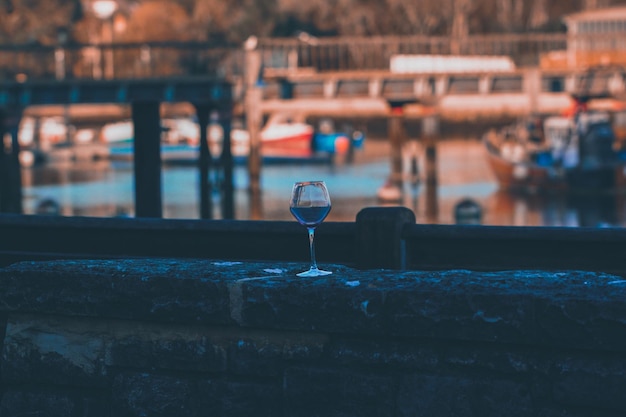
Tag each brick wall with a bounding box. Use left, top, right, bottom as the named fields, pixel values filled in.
left=1, top=258, right=625, bottom=416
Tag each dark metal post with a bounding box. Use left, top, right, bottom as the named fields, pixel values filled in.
left=389, top=113, right=404, bottom=188
left=0, top=108, right=23, bottom=214
left=423, top=114, right=439, bottom=187
left=220, top=108, right=234, bottom=219
left=355, top=206, right=416, bottom=269
left=422, top=114, right=439, bottom=222
left=8, top=120, right=22, bottom=214
left=194, top=103, right=212, bottom=219
left=131, top=100, right=162, bottom=218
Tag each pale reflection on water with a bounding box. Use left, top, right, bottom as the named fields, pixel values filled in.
left=21, top=139, right=626, bottom=227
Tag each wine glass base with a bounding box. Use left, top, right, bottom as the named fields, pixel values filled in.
left=296, top=268, right=332, bottom=277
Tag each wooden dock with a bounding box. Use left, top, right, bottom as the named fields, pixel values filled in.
left=0, top=78, right=235, bottom=218
left=254, top=66, right=626, bottom=121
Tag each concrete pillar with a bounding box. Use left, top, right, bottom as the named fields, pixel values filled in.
left=323, top=79, right=337, bottom=98
left=525, top=68, right=542, bottom=115
left=435, top=76, right=448, bottom=96
left=478, top=75, right=491, bottom=94
left=565, top=75, right=577, bottom=94
left=368, top=79, right=382, bottom=98
left=378, top=100, right=417, bottom=203
left=377, top=108, right=405, bottom=203
left=414, top=77, right=429, bottom=98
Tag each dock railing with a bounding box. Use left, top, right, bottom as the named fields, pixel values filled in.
left=3, top=33, right=626, bottom=82
left=2, top=207, right=625, bottom=276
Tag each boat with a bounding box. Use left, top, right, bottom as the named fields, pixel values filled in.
left=484, top=96, right=626, bottom=193
left=18, top=116, right=109, bottom=167
left=106, top=113, right=364, bottom=164
left=256, top=112, right=316, bottom=158
left=105, top=118, right=202, bottom=164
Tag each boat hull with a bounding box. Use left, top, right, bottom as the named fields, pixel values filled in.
left=108, top=142, right=333, bottom=166
left=259, top=131, right=315, bottom=158
left=485, top=144, right=626, bottom=193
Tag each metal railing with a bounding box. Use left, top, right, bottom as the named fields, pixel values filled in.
left=1, top=207, right=625, bottom=275
left=257, top=33, right=570, bottom=71
left=0, top=42, right=245, bottom=81
left=4, top=33, right=626, bottom=82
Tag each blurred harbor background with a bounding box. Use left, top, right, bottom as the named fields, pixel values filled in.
left=20, top=135, right=626, bottom=227
left=4, top=1, right=626, bottom=227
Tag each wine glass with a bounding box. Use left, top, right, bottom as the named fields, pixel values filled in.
left=290, top=181, right=332, bottom=277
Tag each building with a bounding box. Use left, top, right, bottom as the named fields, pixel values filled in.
left=541, top=6, right=626, bottom=69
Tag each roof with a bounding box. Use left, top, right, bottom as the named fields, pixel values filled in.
left=564, top=6, right=626, bottom=24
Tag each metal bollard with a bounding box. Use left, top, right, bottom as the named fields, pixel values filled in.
left=355, top=206, right=416, bottom=270
left=454, top=198, right=483, bottom=225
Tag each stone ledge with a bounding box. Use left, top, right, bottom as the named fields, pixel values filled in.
left=1, top=258, right=625, bottom=351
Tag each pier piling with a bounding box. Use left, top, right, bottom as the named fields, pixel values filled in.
left=245, top=45, right=264, bottom=219
left=0, top=108, right=23, bottom=214
left=422, top=114, right=440, bottom=222
left=131, top=100, right=162, bottom=218
left=195, top=103, right=213, bottom=219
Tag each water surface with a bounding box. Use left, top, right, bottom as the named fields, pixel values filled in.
left=21, top=139, right=626, bottom=228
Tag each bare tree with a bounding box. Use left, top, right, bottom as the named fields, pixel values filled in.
left=121, top=1, right=192, bottom=43
left=529, top=0, right=549, bottom=29
left=0, top=0, right=76, bottom=44
left=449, top=0, right=470, bottom=53
left=583, top=0, right=611, bottom=9
left=191, top=0, right=277, bottom=43
left=383, top=0, right=452, bottom=35
left=451, top=0, right=470, bottom=38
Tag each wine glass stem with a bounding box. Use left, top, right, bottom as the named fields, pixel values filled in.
left=307, top=227, right=318, bottom=270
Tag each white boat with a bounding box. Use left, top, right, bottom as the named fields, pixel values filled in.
left=105, top=113, right=317, bottom=162
left=484, top=100, right=626, bottom=192
left=100, top=120, right=134, bottom=144
left=228, top=113, right=316, bottom=159
left=18, top=116, right=109, bottom=167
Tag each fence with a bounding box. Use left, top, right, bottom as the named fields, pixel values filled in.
left=0, top=42, right=244, bottom=81
left=3, top=33, right=626, bottom=82
left=1, top=207, right=625, bottom=276
left=257, top=33, right=570, bottom=72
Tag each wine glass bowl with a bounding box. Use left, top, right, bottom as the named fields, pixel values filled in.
left=290, top=181, right=332, bottom=277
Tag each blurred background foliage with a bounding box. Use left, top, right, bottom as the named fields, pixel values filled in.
left=1, top=0, right=626, bottom=47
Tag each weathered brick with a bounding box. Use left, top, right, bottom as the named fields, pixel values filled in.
left=197, top=379, right=283, bottom=417
left=0, top=259, right=624, bottom=416
left=397, top=374, right=533, bottom=417
left=108, top=329, right=227, bottom=373
left=327, top=336, right=439, bottom=371
left=285, top=367, right=395, bottom=417
left=552, top=355, right=626, bottom=412
left=112, top=372, right=196, bottom=417
left=2, top=315, right=108, bottom=387
left=0, top=390, right=108, bottom=417
left=227, top=331, right=326, bottom=376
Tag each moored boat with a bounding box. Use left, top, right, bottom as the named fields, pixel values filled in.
left=18, top=117, right=109, bottom=166
left=484, top=99, right=626, bottom=193
left=106, top=113, right=364, bottom=164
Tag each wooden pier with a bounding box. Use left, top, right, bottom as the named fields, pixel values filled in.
left=0, top=78, right=234, bottom=218
left=254, top=66, right=626, bottom=120
left=2, top=36, right=626, bottom=214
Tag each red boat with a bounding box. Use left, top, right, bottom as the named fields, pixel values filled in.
left=255, top=112, right=316, bottom=158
